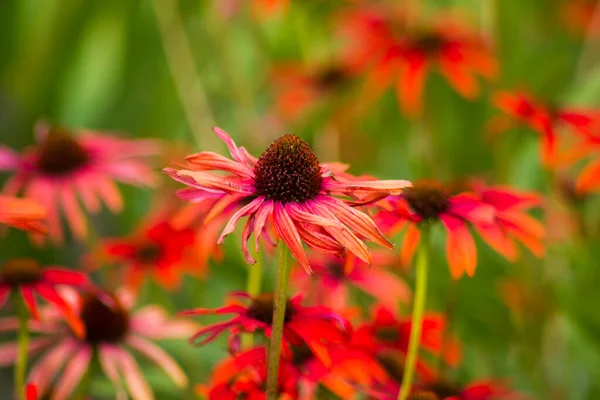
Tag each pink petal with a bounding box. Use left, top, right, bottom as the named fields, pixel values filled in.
left=127, top=336, right=187, bottom=387
left=0, top=337, right=54, bottom=367
left=351, top=267, right=411, bottom=312
left=53, top=345, right=92, bottom=400
left=130, top=305, right=198, bottom=339
left=253, top=201, right=274, bottom=252
left=29, top=339, right=77, bottom=395
left=98, top=345, right=126, bottom=398
left=76, top=176, right=101, bottom=213
left=217, top=197, right=263, bottom=245
left=185, top=152, right=255, bottom=179
left=95, top=176, right=123, bottom=212
left=60, top=184, right=87, bottom=239
left=116, top=347, right=154, bottom=400
left=212, top=127, right=251, bottom=166
left=0, top=146, right=21, bottom=170
left=272, top=202, right=312, bottom=274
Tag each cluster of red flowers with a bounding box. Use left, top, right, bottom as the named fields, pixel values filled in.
left=0, top=0, right=598, bottom=399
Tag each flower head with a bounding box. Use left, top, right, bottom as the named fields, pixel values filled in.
left=0, top=288, right=196, bottom=400
left=376, top=180, right=493, bottom=278
left=0, top=195, right=47, bottom=235
left=182, top=291, right=351, bottom=368
left=164, top=127, right=410, bottom=274
left=339, top=7, right=496, bottom=115
left=0, top=258, right=90, bottom=336
left=0, top=122, right=159, bottom=243
left=100, top=214, right=206, bottom=291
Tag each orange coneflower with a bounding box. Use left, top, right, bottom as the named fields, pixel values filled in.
left=339, top=6, right=496, bottom=116
left=0, top=288, right=197, bottom=400
left=164, top=127, right=410, bottom=274
left=0, top=122, right=159, bottom=243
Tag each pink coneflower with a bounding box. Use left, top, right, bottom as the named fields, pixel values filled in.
left=0, top=258, right=89, bottom=336
left=164, top=127, right=410, bottom=274
left=0, top=122, right=159, bottom=243
left=182, top=291, right=351, bottom=368
left=291, top=252, right=411, bottom=314
left=0, top=288, right=196, bottom=400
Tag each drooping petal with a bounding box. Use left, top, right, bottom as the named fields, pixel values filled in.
left=127, top=336, right=188, bottom=387
left=60, top=184, right=87, bottom=239
left=98, top=344, right=126, bottom=399
left=272, top=202, right=312, bottom=274
left=52, top=346, right=92, bottom=400
left=217, top=197, right=264, bottom=244
left=398, top=53, right=427, bottom=116
left=441, top=214, right=477, bottom=279
left=116, top=347, right=155, bottom=400
left=0, top=337, right=54, bottom=367
left=576, top=159, right=600, bottom=193
left=400, top=223, right=421, bottom=267
left=28, top=339, right=77, bottom=396
left=35, top=284, right=84, bottom=338
left=41, top=269, right=90, bottom=287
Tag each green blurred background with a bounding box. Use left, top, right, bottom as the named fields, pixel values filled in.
left=1, top=0, right=600, bottom=399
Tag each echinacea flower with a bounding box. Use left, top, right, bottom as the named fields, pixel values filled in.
left=0, top=122, right=159, bottom=243
left=198, top=346, right=299, bottom=400
left=490, top=91, right=600, bottom=165
left=376, top=180, right=493, bottom=279
left=339, top=7, right=496, bottom=115
left=0, top=195, right=47, bottom=235
left=0, top=258, right=89, bottom=336
left=0, top=288, right=196, bottom=400
left=271, top=62, right=352, bottom=122
left=291, top=252, right=411, bottom=313
left=100, top=216, right=205, bottom=291
left=471, top=183, right=545, bottom=261
left=182, top=291, right=351, bottom=368
left=164, top=127, right=410, bottom=274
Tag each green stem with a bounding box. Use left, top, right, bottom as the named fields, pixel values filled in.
left=265, top=244, right=291, bottom=400
left=12, top=290, right=29, bottom=400
left=242, top=250, right=264, bottom=349
left=398, top=225, right=430, bottom=400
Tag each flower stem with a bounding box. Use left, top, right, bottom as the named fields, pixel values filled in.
left=265, top=244, right=292, bottom=400
left=12, top=290, right=29, bottom=400
left=242, top=250, right=263, bottom=349
left=398, top=225, right=430, bottom=400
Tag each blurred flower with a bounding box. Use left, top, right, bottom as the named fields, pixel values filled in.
left=198, top=346, right=299, bottom=400
left=470, top=183, right=545, bottom=261
left=26, top=383, right=38, bottom=400
left=100, top=214, right=206, bottom=291
left=490, top=91, right=600, bottom=165
left=0, top=195, right=47, bottom=235
left=376, top=180, right=493, bottom=279
left=353, top=307, right=460, bottom=381
left=339, top=7, right=496, bottom=115
left=0, top=122, right=159, bottom=243
left=0, top=258, right=89, bottom=336
left=0, top=288, right=196, bottom=400
left=164, top=127, right=410, bottom=274
left=561, top=0, right=600, bottom=38
left=271, top=62, right=353, bottom=122
left=374, top=378, right=514, bottom=400
left=182, top=291, right=351, bottom=368
left=291, top=252, right=411, bottom=313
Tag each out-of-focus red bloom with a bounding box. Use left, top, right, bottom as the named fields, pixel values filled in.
left=339, top=7, right=496, bottom=116
left=164, top=127, right=410, bottom=274
left=100, top=215, right=206, bottom=291
left=0, top=258, right=89, bottom=337
left=26, top=383, right=38, bottom=400
left=271, top=63, right=353, bottom=122
left=376, top=180, right=493, bottom=279
left=198, top=346, right=299, bottom=400
left=353, top=307, right=460, bottom=381
left=182, top=291, right=351, bottom=368
left=373, top=378, right=515, bottom=400
left=292, top=252, right=411, bottom=314
left=0, top=288, right=196, bottom=400
left=0, top=195, right=47, bottom=235
left=0, top=122, right=159, bottom=243
left=491, top=91, right=600, bottom=165
left=471, top=183, right=545, bottom=261
left=561, top=0, right=600, bottom=38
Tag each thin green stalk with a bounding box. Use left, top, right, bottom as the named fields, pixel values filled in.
left=265, top=245, right=292, bottom=400
left=398, top=225, right=430, bottom=400
left=242, top=250, right=264, bottom=349
left=12, top=290, right=29, bottom=400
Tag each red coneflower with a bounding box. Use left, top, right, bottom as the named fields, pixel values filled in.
left=291, top=252, right=411, bottom=314
left=0, top=288, right=197, bottom=400
left=0, top=258, right=89, bottom=336
left=0, top=122, right=159, bottom=243
left=339, top=7, right=496, bottom=116
left=376, top=180, right=493, bottom=279
left=198, top=346, right=299, bottom=400
left=100, top=215, right=206, bottom=291
left=491, top=91, right=600, bottom=165
left=182, top=291, right=351, bottom=368
left=164, top=127, right=410, bottom=274
left=471, top=183, right=545, bottom=261
left=0, top=195, right=46, bottom=235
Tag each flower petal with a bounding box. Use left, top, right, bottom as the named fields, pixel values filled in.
left=51, top=345, right=92, bottom=400
left=273, top=202, right=312, bottom=274
left=441, top=214, right=477, bottom=279
left=127, top=336, right=188, bottom=387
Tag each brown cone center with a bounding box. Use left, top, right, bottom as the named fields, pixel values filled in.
left=315, top=67, right=348, bottom=91
left=403, top=180, right=450, bottom=220
left=0, top=259, right=42, bottom=285
left=80, top=293, right=129, bottom=344
left=135, top=243, right=163, bottom=264
left=246, top=293, right=295, bottom=325
left=422, top=380, right=461, bottom=399
left=254, top=135, right=323, bottom=204
left=376, top=351, right=405, bottom=383
left=36, top=127, right=90, bottom=176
